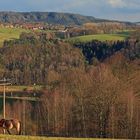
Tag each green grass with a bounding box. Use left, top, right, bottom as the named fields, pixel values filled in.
left=0, top=27, right=30, bottom=47
left=67, top=34, right=128, bottom=43
left=67, top=30, right=135, bottom=43
left=116, top=30, right=134, bottom=37
left=0, top=135, right=127, bottom=140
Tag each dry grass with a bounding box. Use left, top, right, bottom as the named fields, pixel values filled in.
left=0, top=135, right=128, bottom=140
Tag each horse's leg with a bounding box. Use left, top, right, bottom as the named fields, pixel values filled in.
left=18, top=128, right=21, bottom=135
left=2, top=129, right=5, bottom=134
left=16, top=122, right=21, bottom=135
left=16, top=129, right=21, bottom=135
left=7, top=129, right=11, bottom=135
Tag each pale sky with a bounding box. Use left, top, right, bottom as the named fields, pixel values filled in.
left=0, top=0, right=140, bottom=22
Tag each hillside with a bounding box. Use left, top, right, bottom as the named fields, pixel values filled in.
left=0, top=11, right=132, bottom=25
left=0, top=31, right=139, bottom=138
left=136, top=22, right=140, bottom=25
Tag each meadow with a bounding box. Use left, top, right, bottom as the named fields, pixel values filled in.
left=67, top=31, right=131, bottom=43
left=0, top=27, right=30, bottom=47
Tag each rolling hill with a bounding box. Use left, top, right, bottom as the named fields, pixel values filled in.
left=0, top=11, right=132, bottom=25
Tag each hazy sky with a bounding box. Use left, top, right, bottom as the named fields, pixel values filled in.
left=0, top=0, right=140, bottom=22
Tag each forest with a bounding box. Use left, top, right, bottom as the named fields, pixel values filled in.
left=0, top=30, right=139, bottom=138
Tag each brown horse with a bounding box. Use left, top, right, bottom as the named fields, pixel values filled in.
left=0, top=119, right=21, bottom=135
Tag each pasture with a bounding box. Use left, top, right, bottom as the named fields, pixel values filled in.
left=67, top=31, right=131, bottom=43
left=0, top=135, right=127, bottom=140
left=0, top=27, right=30, bottom=47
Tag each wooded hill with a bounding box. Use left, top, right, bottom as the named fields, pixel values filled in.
left=0, top=11, right=134, bottom=25
left=0, top=30, right=139, bottom=138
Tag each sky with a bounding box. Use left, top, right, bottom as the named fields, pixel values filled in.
left=0, top=0, right=140, bottom=22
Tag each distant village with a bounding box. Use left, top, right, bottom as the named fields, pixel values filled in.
left=0, top=22, right=75, bottom=39
left=0, top=22, right=69, bottom=30
left=0, top=21, right=138, bottom=39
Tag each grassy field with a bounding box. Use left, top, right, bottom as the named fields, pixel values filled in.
left=67, top=31, right=132, bottom=43
left=0, top=135, right=127, bottom=140
left=116, top=30, right=132, bottom=37
left=0, top=27, right=132, bottom=46
left=0, top=85, right=43, bottom=93
left=0, top=27, right=30, bottom=47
